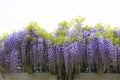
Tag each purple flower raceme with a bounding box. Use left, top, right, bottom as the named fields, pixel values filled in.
left=109, top=45, right=117, bottom=68
left=10, top=49, right=20, bottom=72
left=83, top=30, right=90, bottom=38
left=70, top=41, right=82, bottom=73
left=69, top=42, right=77, bottom=66
left=103, top=39, right=113, bottom=63
left=87, top=37, right=107, bottom=72
left=87, top=40, right=94, bottom=72
left=48, top=45, right=57, bottom=74
left=0, top=47, right=6, bottom=68
left=32, top=41, right=39, bottom=71
left=37, top=37, right=44, bottom=72
left=55, top=43, right=61, bottom=65
left=116, top=46, right=120, bottom=72
left=4, top=33, right=17, bottom=52
left=115, top=30, right=120, bottom=38
left=97, top=36, right=105, bottom=62
left=90, top=28, right=101, bottom=33
left=57, top=26, right=63, bottom=31
left=62, top=41, right=71, bottom=74
left=69, top=27, right=76, bottom=36
left=89, top=38, right=99, bottom=67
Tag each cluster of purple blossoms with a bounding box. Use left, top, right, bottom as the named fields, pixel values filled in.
left=0, top=23, right=120, bottom=75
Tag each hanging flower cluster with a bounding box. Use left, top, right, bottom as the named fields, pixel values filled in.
left=0, top=16, right=120, bottom=80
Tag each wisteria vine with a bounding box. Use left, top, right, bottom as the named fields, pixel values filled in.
left=0, top=17, right=120, bottom=80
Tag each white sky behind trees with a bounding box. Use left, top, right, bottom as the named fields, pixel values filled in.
left=0, top=0, right=120, bottom=35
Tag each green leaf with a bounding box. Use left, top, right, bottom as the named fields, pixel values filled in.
left=1, top=32, right=8, bottom=40
left=96, top=32, right=101, bottom=37
left=26, top=35, right=32, bottom=41
left=82, top=25, right=90, bottom=31
left=58, top=21, right=69, bottom=28
left=95, top=23, right=104, bottom=30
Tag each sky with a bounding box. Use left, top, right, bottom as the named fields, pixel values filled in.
left=0, top=0, right=120, bottom=35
